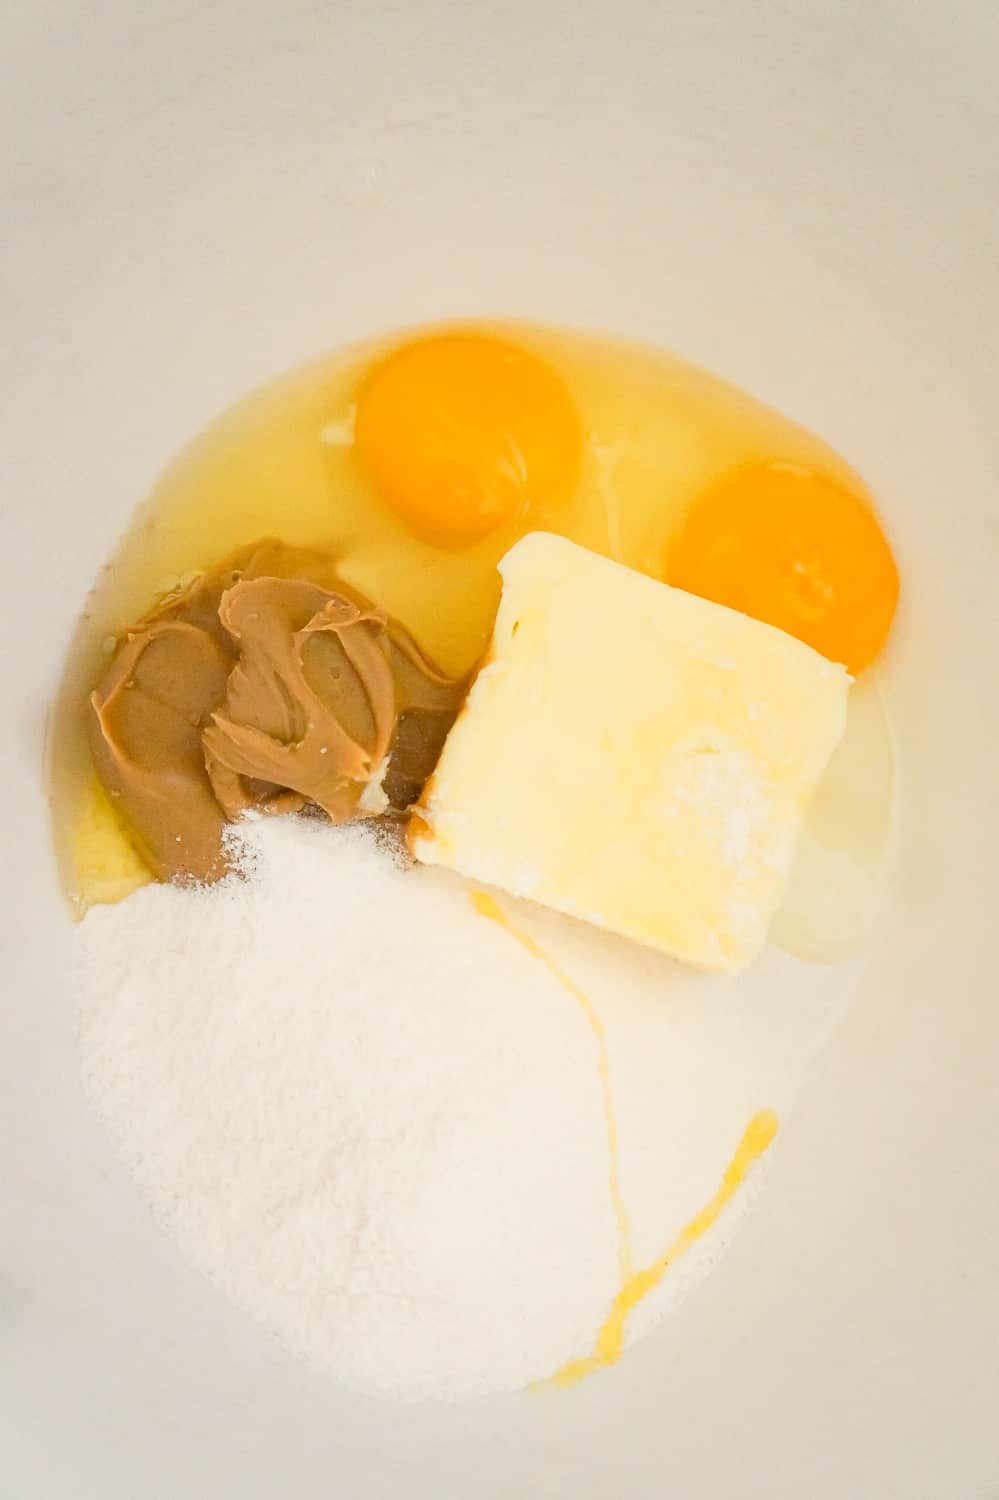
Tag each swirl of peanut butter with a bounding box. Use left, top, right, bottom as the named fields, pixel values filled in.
left=88, top=540, right=465, bottom=883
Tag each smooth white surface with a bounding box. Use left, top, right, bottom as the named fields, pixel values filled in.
left=1, top=0, right=997, bottom=1495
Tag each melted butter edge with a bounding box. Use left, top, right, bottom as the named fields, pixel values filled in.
left=548, top=1106, right=778, bottom=1388
left=469, top=887, right=778, bottom=1389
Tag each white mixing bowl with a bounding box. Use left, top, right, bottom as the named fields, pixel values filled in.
left=2, top=2, right=997, bottom=1495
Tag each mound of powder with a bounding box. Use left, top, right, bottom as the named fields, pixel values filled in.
left=78, top=818, right=618, bottom=1398
left=77, top=817, right=858, bottom=1398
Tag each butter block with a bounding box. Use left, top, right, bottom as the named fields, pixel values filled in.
left=410, top=533, right=850, bottom=973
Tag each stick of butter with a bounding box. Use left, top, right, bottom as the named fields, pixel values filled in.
left=409, top=533, right=850, bottom=973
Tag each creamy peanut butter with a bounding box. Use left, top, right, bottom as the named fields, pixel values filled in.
left=88, top=540, right=465, bottom=882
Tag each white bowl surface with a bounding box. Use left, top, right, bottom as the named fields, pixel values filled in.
left=1, top=2, right=997, bottom=1496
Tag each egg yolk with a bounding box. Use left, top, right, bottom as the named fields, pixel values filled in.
left=354, top=333, right=581, bottom=545
left=666, top=465, right=899, bottom=674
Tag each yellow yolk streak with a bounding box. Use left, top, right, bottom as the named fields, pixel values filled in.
left=470, top=888, right=778, bottom=1388
left=550, top=1107, right=778, bottom=1388
left=470, top=888, right=633, bottom=1281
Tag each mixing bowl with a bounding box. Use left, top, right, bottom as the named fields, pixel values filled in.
left=2, top=1, right=997, bottom=1495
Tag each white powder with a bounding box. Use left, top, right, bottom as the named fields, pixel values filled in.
left=76, top=816, right=859, bottom=1399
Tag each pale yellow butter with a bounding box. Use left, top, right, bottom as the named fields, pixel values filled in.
left=410, top=533, right=850, bottom=973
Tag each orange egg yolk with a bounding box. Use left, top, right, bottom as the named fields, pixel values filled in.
left=666, top=465, right=899, bottom=674
left=354, top=333, right=581, bottom=545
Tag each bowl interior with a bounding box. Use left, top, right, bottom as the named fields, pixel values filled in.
left=2, top=2, right=998, bottom=1496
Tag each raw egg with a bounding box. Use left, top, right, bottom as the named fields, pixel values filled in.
left=666, top=463, right=899, bottom=674
left=355, top=333, right=581, bottom=544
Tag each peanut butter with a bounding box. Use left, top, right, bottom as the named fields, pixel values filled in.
left=88, top=540, right=465, bottom=882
